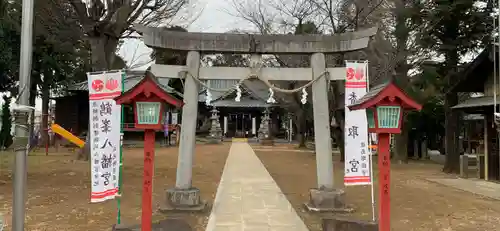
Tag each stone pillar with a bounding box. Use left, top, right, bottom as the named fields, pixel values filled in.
left=413, top=139, right=419, bottom=159
left=163, top=51, right=205, bottom=211
left=421, top=139, right=429, bottom=159
left=223, top=116, right=228, bottom=136
left=305, top=53, right=349, bottom=212
left=207, top=107, right=222, bottom=144
left=252, top=117, right=256, bottom=136
left=460, top=155, right=469, bottom=178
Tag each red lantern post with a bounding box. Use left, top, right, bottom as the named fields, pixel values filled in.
left=114, top=74, right=182, bottom=231
left=348, top=82, right=422, bottom=231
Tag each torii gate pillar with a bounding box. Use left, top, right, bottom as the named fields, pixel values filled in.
left=311, top=53, right=334, bottom=188
left=163, top=51, right=206, bottom=211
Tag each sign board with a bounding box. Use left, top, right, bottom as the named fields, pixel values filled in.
left=87, top=71, right=123, bottom=203
left=344, top=61, right=371, bottom=186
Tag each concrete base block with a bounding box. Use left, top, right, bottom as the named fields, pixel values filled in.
left=0, top=213, right=4, bottom=231
left=205, top=136, right=221, bottom=144
left=323, top=217, right=378, bottom=231
left=260, top=138, right=275, bottom=146
left=112, top=219, right=193, bottom=231
left=160, top=188, right=206, bottom=212
left=304, top=188, right=354, bottom=213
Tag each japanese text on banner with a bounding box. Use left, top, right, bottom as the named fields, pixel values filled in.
left=344, top=61, right=371, bottom=186
left=88, top=71, right=123, bottom=203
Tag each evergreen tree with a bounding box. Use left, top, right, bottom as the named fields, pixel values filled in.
left=418, top=0, right=493, bottom=173
left=0, top=95, right=13, bottom=149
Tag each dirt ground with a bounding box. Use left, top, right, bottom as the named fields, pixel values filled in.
left=0, top=143, right=230, bottom=231
left=254, top=145, right=500, bottom=231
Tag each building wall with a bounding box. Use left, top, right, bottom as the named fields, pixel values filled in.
left=55, top=92, right=89, bottom=135
left=483, top=72, right=498, bottom=96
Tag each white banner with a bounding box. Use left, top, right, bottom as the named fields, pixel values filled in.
left=88, top=71, right=123, bottom=202
left=171, top=112, right=178, bottom=125
left=344, top=61, right=371, bottom=186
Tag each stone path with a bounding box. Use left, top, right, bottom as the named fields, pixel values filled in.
left=205, top=142, right=309, bottom=231
left=427, top=177, right=500, bottom=200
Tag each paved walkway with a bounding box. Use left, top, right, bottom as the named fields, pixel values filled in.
left=427, top=177, right=500, bottom=200
left=205, top=142, right=309, bottom=231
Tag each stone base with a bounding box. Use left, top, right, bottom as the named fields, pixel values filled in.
left=260, top=138, right=274, bottom=146
left=205, top=136, right=221, bottom=144
left=112, top=219, right=193, bottom=231
left=0, top=213, right=4, bottom=230
left=322, top=217, right=378, bottom=231
left=304, top=188, right=354, bottom=213
left=160, top=188, right=206, bottom=212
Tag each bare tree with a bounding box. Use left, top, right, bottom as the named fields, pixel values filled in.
left=68, top=0, right=198, bottom=71
left=66, top=0, right=199, bottom=159
left=228, top=0, right=322, bottom=147
left=229, top=0, right=429, bottom=160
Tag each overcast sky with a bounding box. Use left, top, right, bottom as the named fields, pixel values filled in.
left=117, top=0, right=255, bottom=71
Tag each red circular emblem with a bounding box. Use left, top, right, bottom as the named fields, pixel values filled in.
left=91, top=79, right=104, bottom=92
left=346, top=67, right=355, bottom=80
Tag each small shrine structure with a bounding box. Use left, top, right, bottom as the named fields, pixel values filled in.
left=348, top=81, right=422, bottom=231
left=113, top=73, right=182, bottom=231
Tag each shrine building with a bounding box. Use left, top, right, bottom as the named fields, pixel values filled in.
left=53, top=70, right=292, bottom=141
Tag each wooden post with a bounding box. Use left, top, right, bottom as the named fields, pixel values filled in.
left=378, top=133, right=391, bottom=231
left=142, top=129, right=155, bottom=231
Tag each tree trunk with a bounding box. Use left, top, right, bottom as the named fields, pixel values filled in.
left=333, top=110, right=345, bottom=162
left=443, top=92, right=460, bottom=173
left=89, top=36, right=119, bottom=71
left=79, top=36, right=120, bottom=160
left=41, top=69, right=51, bottom=151
left=295, top=109, right=307, bottom=148
left=393, top=116, right=410, bottom=164
left=29, top=79, right=37, bottom=136
left=441, top=0, right=461, bottom=174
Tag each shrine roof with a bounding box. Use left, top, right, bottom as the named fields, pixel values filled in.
left=114, top=73, right=183, bottom=107
left=349, top=81, right=422, bottom=110
left=350, top=82, right=390, bottom=106
left=197, top=79, right=274, bottom=107
left=69, top=70, right=183, bottom=98
left=452, top=95, right=498, bottom=110
left=212, top=98, right=273, bottom=108
left=449, top=47, right=495, bottom=93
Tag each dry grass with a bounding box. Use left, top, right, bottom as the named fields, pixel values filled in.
left=254, top=144, right=500, bottom=231
left=0, top=143, right=230, bottom=231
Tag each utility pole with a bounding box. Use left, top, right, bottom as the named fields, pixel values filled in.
left=12, top=0, right=35, bottom=229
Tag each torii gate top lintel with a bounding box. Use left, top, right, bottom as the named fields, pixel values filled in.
left=134, top=24, right=377, bottom=54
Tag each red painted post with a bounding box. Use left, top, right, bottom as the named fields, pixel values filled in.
left=142, top=129, right=155, bottom=231
left=378, top=133, right=391, bottom=231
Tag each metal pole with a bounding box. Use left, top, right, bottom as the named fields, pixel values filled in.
left=497, top=0, right=500, bottom=181
left=12, top=0, right=35, bottom=229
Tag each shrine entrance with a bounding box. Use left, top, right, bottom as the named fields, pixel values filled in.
left=228, top=113, right=251, bottom=138
left=135, top=24, right=377, bottom=211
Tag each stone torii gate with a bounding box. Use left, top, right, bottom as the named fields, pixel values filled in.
left=135, top=25, right=377, bottom=211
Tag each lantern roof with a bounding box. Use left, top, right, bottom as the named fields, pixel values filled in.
left=114, top=72, right=183, bottom=107
left=348, top=81, right=422, bottom=111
